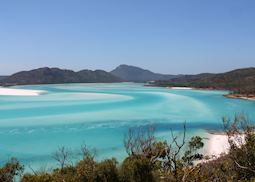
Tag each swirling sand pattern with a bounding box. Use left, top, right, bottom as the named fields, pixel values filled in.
left=0, top=83, right=254, bottom=170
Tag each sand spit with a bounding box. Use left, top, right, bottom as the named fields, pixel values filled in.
left=167, top=87, right=193, bottom=90
left=0, top=87, right=45, bottom=96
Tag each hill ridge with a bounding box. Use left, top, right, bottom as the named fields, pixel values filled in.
left=0, top=67, right=122, bottom=85
left=111, top=64, right=177, bottom=82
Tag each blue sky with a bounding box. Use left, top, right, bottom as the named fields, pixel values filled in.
left=0, top=0, right=254, bottom=75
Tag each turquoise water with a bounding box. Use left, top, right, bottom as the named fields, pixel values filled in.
left=0, top=83, right=254, bottom=170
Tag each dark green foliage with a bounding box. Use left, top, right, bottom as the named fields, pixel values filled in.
left=0, top=67, right=122, bottom=86
left=120, top=156, right=155, bottom=182
left=153, top=67, right=255, bottom=94
left=182, top=136, right=204, bottom=166
left=111, top=64, right=177, bottom=82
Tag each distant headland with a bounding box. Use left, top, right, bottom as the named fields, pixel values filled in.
left=0, top=65, right=254, bottom=100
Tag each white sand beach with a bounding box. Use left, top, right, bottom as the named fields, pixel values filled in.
left=0, top=87, right=45, bottom=96
left=203, top=132, right=246, bottom=162
left=203, top=133, right=229, bottom=157
left=168, top=87, right=193, bottom=90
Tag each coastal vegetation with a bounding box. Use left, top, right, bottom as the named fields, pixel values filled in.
left=1, top=66, right=254, bottom=99
left=1, top=114, right=255, bottom=182
left=153, top=67, right=255, bottom=98
left=110, top=64, right=177, bottom=82
left=0, top=67, right=121, bottom=86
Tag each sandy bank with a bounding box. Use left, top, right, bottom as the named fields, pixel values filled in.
left=0, top=87, right=45, bottom=96
left=167, top=87, right=193, bottom=90
left=203, top=133, right=229, bottom=157
left=203, top=131, right=246, bottom=158
left=224, top=94, right=255, bottom=101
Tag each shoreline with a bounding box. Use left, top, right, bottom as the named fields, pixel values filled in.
left=203, top=131, right=229, bottom=158
left=167, top=86, right=193, bottom=90
left=203, top=130, right=246, bottom=160
left=224, top=94, right=255, bottom=101
left=2, top=83, right=255, bottom=101
left=149, top=83, right=255, bottom=102
left=0, top=87, right=45, bottom=96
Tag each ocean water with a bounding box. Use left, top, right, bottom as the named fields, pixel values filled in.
left=0, top=83, right=254, bottom=170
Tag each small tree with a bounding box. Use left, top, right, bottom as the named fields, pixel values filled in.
left=163, top=123, right=187, bottom=177
left=181, top=136, right=204, bottom=182
left=52, top=146, right=73, bottom=170
left=124, top=125, right=156, bottom=157
left=182, top=136, right=204, bottom=166
left=80, top=143, right=97, bottom=160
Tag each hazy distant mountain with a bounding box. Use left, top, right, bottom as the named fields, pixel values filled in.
left=154, top=67, right=255, bottom=93
left=2, top=66, right=254, bottom=92
left=0, top=76, right=7, bottom=81
left=111, top=64, right=177, bottom=82
left=0, top=67, right=122, bottom=85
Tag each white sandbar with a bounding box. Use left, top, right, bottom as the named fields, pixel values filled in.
left=0, top=87, right=45, bottom=96
left=168, top=87, right=193, bottom=90
left=204, top=133, right=229, bottom=157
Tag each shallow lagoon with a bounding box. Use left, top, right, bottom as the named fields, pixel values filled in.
left=0, top=83, right=254, bottom=169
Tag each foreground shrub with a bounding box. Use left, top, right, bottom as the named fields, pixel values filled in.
left=119, top=156, right=155, bottom=182
left=76, top=157, right=119, bottom=182
left=21, top=173, right=53, bottom=182
left=0, top=158, right=24, bottom=182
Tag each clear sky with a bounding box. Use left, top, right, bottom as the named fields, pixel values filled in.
left=0, top=0, right=254, bottom=75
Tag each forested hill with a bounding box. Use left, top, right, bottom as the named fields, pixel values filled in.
left=111, top=64, right=178, bottom=82
left=153, top=67, right=255, bottom=94
left=1, top=66, right=255, bottom=92
left=0, top=67, right=122, bottom=85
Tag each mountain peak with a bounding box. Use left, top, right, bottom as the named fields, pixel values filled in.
left=111, top=65, right=176, bottom=82
left=115, top=64, right=146, bottom=71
